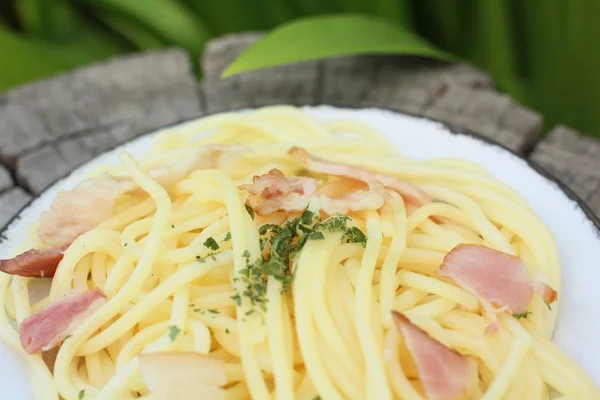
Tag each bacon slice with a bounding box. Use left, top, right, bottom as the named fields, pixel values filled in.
left=240, top=168, right=319, bottom=215
left=148, top=144, right=251, bottom=188
left=240, top=169, right=388, bottom=216
left=20, top=289, right=107, bottom=354
left=0, top=245, right=67, bottom=278
left=439, top=244, right=558, bottom=316
left=392, top=311, right=478, bottom=400
left=37, top=177, right=133, bottom=247
left=37, top=144, right=250, bottom=248
left=288, top=146, right=431, bottom=207
left=319, top=179, right=387, bottom=215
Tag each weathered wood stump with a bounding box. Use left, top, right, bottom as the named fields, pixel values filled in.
left=0, top=32, right=598, bottom=227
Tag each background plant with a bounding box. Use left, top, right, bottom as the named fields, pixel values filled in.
left=1, top=0, right=598, bottom=138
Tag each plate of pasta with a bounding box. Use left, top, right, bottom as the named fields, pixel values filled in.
left=1, top=105, right=599, bottom=400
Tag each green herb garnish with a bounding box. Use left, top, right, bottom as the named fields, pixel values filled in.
left=231, top=204, right=367, bottom=317
left=245, top=204, right=255, bottom=220
left=342, top=226, right=367, bottom=247
left=512, top=311, right=532, bottom=320
left=168, top=325, right=181, bottom=341
left=223, top=232, right=232, bottom=241
left=544, top=300, right=552, bottom=311
left=207, top=309, right=219, bottom=314
left=231, top=293, right=241, bottom=306
left=78, top=390, right=85, bottom=399
left=203, top=237, right=219, bottom=251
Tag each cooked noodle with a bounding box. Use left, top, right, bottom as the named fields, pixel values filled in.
left=0, top=106, right=598, bottom=400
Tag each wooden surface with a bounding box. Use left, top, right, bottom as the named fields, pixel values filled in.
left=0, top=32, right=598, bottom=228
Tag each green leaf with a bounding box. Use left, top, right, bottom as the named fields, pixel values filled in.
left=18, top=0, right=129, bottom=58
left=80, top=0, right=210, bottom=56
left=97, top=10, right=166, bottom=50
left=0, top=28, right=90, bottom=91
left=179, top=0, right=270, bottom=35
left=222, top=14, right=453, bottom=77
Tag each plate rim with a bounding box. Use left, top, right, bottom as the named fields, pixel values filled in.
left=1, top=104, right=598, bottom=240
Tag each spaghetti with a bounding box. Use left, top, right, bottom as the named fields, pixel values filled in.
left=0, top=105, right=598, bottom=400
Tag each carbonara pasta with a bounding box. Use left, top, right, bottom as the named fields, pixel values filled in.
left=0, top=105, right=598, bottom=400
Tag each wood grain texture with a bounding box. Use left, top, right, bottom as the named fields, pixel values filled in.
left=0, top=48, right=204, bottom=194
left=530, top=125, right=600, bottom=214
left=201, top=33, right=540, bottom=153
left=0, top=32, right=598, bottom=226
left=202, top=33, right=321, bottom=113
left=0, top=165, right=12, bottom=194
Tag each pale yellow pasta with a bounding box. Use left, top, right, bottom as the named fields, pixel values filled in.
left=0, top=105, right=596, bottom=400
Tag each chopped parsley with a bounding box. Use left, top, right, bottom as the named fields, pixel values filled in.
left=544, top=300, right=552, bottom=311
left=78, top=390, right=85, bottom=399
left=171, top=224, right=175, bottom=228
left=196, top=253, right=217, bottom=263
left=203, top=237, right=220, bottom=251
left=231, top=203, right=367, bottom=314
left=225, top=328, right=230, bottom=334
left=168, top=325, right=181, bottom=341
left=123, top=243, right=128, bottom=247
left=313, top=396, right=321, bottom=400
left=245, top=204, right=255, bottom=220
left=512, top=311, right=532, bottom=320
left=223, top=232, right=232, bottom=242
left=207, top=309, right=219, bottom=314
left=64, top=334, right=72, bottom=340
left=230, top=293, right=241, bottom=306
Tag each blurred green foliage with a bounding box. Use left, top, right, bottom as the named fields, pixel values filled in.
left=1, top=0, right=599, bottom=137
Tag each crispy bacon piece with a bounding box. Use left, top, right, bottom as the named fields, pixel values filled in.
left=240, top=169, right=320, bottom=215
left=37, top=144, right=251, bottom=248
left=439, top=244, right=558, bottom=317
left=37, top=177, right=132, bottom=247
left=19, top=289, right=107, bottom=354
left=0, top=245, right=67, bottom=278
left=148, top=144, right=251, bottom=188
left=392, top=311, right=478, bottom=400
left=240, top=169, right=388, bottom=216
left=319, top=179, right=387, bottom=215
left=288, top=146, right=431, bottom=207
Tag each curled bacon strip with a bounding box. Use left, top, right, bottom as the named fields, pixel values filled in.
left=240, top=169, right=320, bottom=215
left=37, top=145, right=251, bottom=248
left=240, top=169, right=388, bottom=216
left=392, top=311, right=478, bottom=400
left=439, top=244, right=558, bottom=326
left=318, top=179, right=387, bottom=215
left=0, top=245, right=67, bottom=278
left=37, top=177, right=132, bottom=247
left=288, top=146, right=431, bottom=207
left=20, top=289, right=106, bottom=354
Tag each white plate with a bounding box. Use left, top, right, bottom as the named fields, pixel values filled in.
left=1, top=106, right=599, bottom=398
